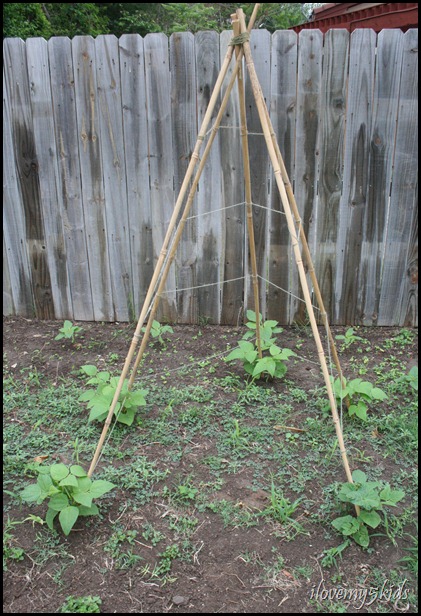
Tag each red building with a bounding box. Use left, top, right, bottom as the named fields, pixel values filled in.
left=291, top=2, right=418, bottom=33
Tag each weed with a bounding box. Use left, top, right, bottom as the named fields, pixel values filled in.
left=142, top=319, right=174, bottom=347
left=258, top=481, right=305, bottom=534
left=335, top=327, right=365, bottom=350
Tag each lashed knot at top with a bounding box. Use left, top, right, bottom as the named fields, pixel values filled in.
left=230, top=33, right=250, bottom=46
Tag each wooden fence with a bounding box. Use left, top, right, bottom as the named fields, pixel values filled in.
left=3, top=28, right=418, bottom=326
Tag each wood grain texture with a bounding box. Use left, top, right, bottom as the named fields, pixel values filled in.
left=26, top=37, right=73, bottom=320
left=267, top=30, right=297, bottom=324
left=378, top=29, right=418, bottom=326
left=48, top=36, right=94, bottom=321
left=72, top=35, right=114, bottom=321
left=314, top=29, right=349, bottom=324
left=119, top=34, right=154, bottom=319
left=336, top=29, right=377, bottom=325
left=170, top=32, right=198, bottom=324
left=3, top=38, right=54, bottom=319
left=144, top=33, right=177, bottom=323
left=291, top=29, right=323, bottom=324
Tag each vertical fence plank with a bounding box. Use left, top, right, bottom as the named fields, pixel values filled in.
left=378, top=29, right=418, bottom=326
left=267, top=30, right=297, bottom=324
left=291, top=29, right=323, bottom=324
left=357, top=30, right=404, bottom=326
left=49, top=37, right=94, bottom=321
left=3, top=237, right=14, bottom=316
left=3, top=38, right=54, bottom=319
left=195, top=31, right=223, bottom=325
left=219, top=29, right=245, bottom=325
left=26, top=37, right=73, bottom=320
left=314, top=29, right=349, bottom=324
left=170, top=32, right=198, bottom=324
left=144, top=33, right=177, bottom=323
left=119, top=34, right=154, bottom=319
left=72, top=36, right=114, bottom=321
left=95, top=35, right=133, bottom=322
left=335, top=29, right=377, bottom=324
left=244, top=29, right=271, bottom=319
left=3, top=67, right=34, bottom=317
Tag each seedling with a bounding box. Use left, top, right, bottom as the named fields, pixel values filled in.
left=258, top=481, right=305, bottom=533
left=55, top=320, right=83, bottom=343
left=328, top=376, right=388, bottom=421
left=21, top=463, right=115, bottom=536
left=331, top=469, right=405, bottom=548
left=142, top=319, right=174, bottom=347
left=335, top=327, right=364, bottom=350
left=59, top=595, right=102, bottom=613
left=79, top=365, right=148, bottom=426
left=225, top=311, right=296, bottom=381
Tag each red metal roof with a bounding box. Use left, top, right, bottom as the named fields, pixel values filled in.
left=291, top=2, right=418, bottom=33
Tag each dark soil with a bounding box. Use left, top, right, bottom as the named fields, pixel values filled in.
left=3, top=316, right=418, bottom=613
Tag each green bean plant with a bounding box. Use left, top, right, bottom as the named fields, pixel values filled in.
left=55, top=320, right=83, bottom=343
left=78, top=365, right=148, bottom=426
left=327, top=376, right=388, bottom=421
left=225, top=311, right=296, bottom=381
left=21, top=463, right=115, bottom=536
left=331, top=470, right=405, bottom=548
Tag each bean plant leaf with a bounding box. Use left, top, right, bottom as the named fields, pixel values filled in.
left=72, top=492, right=93, bottom=508
left=352, top=524, right=370, bottom=548
left=21, top=483, right=42, bottom=503
left=90, top=480, right=116, bottom=499
left=59, top=474, right=79, bottom=488
left=379, top=485, right=405, bottom=506
left=59, top=506, right=80, bottom=536
left=49, top=493, right=70, bottom=511
left=358, top=509, right=382, bottom=529
left=50, top=463, right=70, bottom=482
left=46, top=507, right=59, bottom=530
left=332, top=515, right=360, bottom=536
left=70, top=465, right=87, bottom=477
left=81, top=365, right=98, bottom=376
left=78, top=503, right=100, bottom=517
left=370, top=387, right=388, bottom=401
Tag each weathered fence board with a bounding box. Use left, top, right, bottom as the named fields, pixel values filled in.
left=291, top=29, right=323, bottom=324
left=72, top=36, right=114, bottom=321
left=3, top=29, right=418, bottom=327
left=144, top=33, right=177, bottom=323
left=48, top=37, right=94, bottom=321
left=119, top=34, right=154, bottom=319
left=378, top=29, right=418, bottom=326
left=267, top=30, right=297, bottom=324
left=336, top=29, right=377, bottom=324
left=195, top=31, right=223, bottom=324
left=315, top=29, right=349, bottom=324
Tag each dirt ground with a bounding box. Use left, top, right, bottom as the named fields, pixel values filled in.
left=3, top=316, right=418, bottom=613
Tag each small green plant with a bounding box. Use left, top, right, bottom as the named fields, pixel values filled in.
left=331, top=470, right=405, bottom=548
left=320, top=540, right=351, bottom=568
left=142, top=319, right=174, bottom=347
left=225, top=311, right=296, bottom=381
left=398, top=529, right=418, bottom=574
left=258, top=481, right=305, bottom=533
left=328, top=376, right=388, bottom=421
left=21, top=463, right=115, bottom=536
left=79, top=365, right=148, bottom=426
left=59, top=595, right=102, bottom=613
left=397, top=365, right=418, bottom=392
left=335, top=327, right=364, bottom=350
left=55, top=320, right=83, bottom=343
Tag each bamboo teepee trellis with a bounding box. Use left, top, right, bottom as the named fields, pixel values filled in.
left=87, top=5, right=357, bottom=503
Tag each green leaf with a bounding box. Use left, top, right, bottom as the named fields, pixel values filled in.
left=74, top=477, right=92, bottom=492
left=37, top=473, right=54, bottom=494
left=72, top=492, right=93, bottom=508
left=379, top=485, right=405, bottom=506
left=370, top=387, right=388, bottom=401
left=353, top=401, right=368, bottom=421
left=352, top=470, right=367, bottom=484
left=332, top=515, right=360, bottom=536
left=352, top=523, right=370, bottom=547
left=225, top=348, right=246, bottom=362
left=246, top=310, right=257, bottom=322
left=244, top=350, right=258, bottom=364
left=49, top=493, right=70, bottom=512
left=358, top=510, right=382, bottom=529
left=89, top=480, right=116, bottom=499
left=77, top=503, right=99, bottom=517
left=78, top=390, right=96, bottom=402
left=50, top=463, right=70, bottom=482
left=115, top=407, right=136, bottom=426
left=70, top=465, right=88, bottom=478
left=21, top=483, right=42, bottom=503
left=59, top=474, right=79, bottom=488
left=59, top=506, right=80, bottom=536
left=81, top=365, right=98, bottom=377
left=128, top=390, right=148, bottom=406
left=46, top=507, right=59, bottom=530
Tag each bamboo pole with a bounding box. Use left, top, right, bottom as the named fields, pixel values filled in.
left=87, top=6, right=261, bottom=478
left=231, top=13, right=262, bottom=358
left=259, top=88, right=348, bottom=403
left=236, top=9, right=355, bottom=492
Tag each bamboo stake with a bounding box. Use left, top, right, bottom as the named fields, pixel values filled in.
left=87, top=6, right=261, bottom=478
left=232, top=13, right=262, bottom=358
left=236, top=9, right=356, bottom=494
left=259, top=90, right=348, bottom=403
